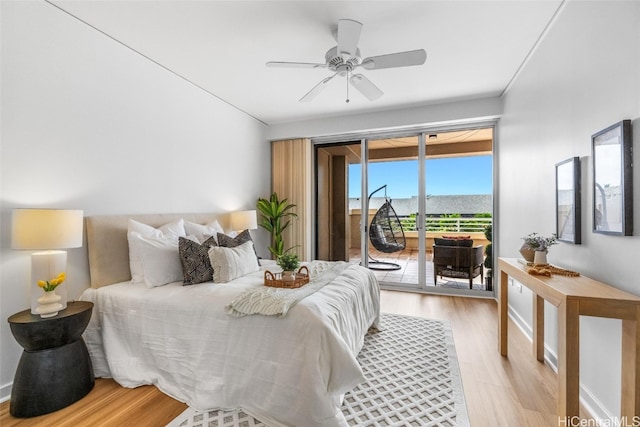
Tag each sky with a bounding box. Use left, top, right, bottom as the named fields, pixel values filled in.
left=348, top=155, right=493, bottom=198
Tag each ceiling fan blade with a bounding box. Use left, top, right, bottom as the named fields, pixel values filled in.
left=299, top=73, right=337, bottom=102
left=266, top=61, right=327, bottom=69
left=337, top=19, right=362, bottom=57
left=350, top=74, right=383, bottom=101
left=361, top=49, right=427, bottom=70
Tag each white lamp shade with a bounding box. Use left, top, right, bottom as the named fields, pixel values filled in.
left=230, top=210, right=258, bottom=231
left=12, top=209, right=83, bottom=250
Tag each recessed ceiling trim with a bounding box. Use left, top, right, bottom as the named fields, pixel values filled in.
left=45, top=0, right=268, bottom=127
left=501, top=0, right=567, bottom=97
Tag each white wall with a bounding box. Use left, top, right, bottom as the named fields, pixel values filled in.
left=0, top=1, right=269, bottom=401
left=498, top=0, right=640, bottom=418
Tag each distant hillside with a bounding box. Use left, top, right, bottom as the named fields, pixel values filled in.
left=350, top=194, right=492, bottom=216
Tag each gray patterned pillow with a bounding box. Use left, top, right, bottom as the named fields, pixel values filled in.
left=178, top=236, right=218, bottom=285
left=217, top=230, right=261, bottom=266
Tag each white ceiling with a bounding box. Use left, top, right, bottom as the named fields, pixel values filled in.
left=51, top=0, right=563, bottom=125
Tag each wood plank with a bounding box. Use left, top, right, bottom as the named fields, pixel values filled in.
left=557, top=299, right=580, bottom=417
left=621, top=310, right=640, bottom=418
left=499, top=258, right=640, bottom=304
left=499, top=268, right=508, bottom=356
left=533, top=294, right=545, bottom=362
left=0, top=379, right=187, bottom=427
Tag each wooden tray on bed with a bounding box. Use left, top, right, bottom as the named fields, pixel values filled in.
left=264, top=266, right=309, bottom=289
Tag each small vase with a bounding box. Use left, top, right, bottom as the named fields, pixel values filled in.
left=519, top=244, right=535, bottom=263
left=533, top=250, right=548, bottom=265
left=35, top=290, right=63, bottom=318
left=282, top=271, right=295, bottom=281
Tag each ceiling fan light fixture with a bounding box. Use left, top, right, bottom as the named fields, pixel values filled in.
left=267, top=19, right=427, bottom=103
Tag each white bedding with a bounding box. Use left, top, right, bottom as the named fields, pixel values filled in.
left=80, top=260, right=380, bottom=427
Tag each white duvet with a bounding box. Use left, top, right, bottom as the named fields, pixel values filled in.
left=80, top=260, right=380, bottom=427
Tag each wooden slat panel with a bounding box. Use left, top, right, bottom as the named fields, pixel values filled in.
left=271, top=139, right=312, bottom=261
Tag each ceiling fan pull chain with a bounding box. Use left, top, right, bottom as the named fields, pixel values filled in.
left=346, top=68, right=350, bottom=103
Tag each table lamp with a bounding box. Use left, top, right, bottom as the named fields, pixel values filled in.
left=11, top=209, right=84, bottom=317
left=230, top=209, right=258, bottom=232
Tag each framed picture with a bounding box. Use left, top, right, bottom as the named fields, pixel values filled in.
left=556, top=157, right=581, bottom=244
left=592, top=120, right=633, bottom=236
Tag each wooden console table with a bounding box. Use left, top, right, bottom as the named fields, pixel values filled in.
left=498, top=257, right=640, bottom=419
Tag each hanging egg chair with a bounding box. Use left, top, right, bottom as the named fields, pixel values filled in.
left=367, top=185, right=406, bottom=271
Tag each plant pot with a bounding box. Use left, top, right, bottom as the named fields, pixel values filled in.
left=519, top=244, right=535, bottom=262
left=485, top=275, right=493, bottom=290
left=282, top=271, right=295, bottom=281
left=534, top=250, right=548, bottom=265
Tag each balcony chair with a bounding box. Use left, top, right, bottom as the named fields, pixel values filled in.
left=432, top=238, right=484, bottom=289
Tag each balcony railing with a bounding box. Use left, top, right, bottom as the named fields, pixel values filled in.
left=399, top=216, right=492, bottom=233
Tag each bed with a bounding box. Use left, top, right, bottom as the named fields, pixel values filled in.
left=79, top=213, right=380, bottom=427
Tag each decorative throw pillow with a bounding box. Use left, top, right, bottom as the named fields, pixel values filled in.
left=442, top=235, right=472, bottom=240
left=179, top=236, right=217, bottom=285
left=128, top=231, right=183, bottom=288
left=209, top=240, right=260, bottom=283
left=217, top=229, right=261, bottom=266
left=184, top=220, right=224, bottom=244
left=434, top=237, right=474, bottom=247
left=127, top=219, right=186, bottom=283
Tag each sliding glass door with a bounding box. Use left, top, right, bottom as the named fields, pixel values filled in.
left=314, top=125, right=494, bottom=296
left=364, top=135, right=424, bottom=289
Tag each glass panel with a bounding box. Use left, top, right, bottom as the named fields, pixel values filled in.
left=365, top=136, right=421, bottom=289
left=315, top=142, right=361, bottom=262
left=426, top=129, right=493, bottom=292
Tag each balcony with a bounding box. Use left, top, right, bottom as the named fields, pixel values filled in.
left=349, top=211, right=491, bottom=290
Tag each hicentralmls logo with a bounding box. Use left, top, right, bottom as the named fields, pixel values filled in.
left=557, top=416, right=640, bottom=427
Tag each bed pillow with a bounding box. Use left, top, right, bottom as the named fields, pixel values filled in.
left=184, top=220, right=224, bottom=243
left=128, top=219, right=186, bottom=283
left=217, top=229, right=261, bottom=266
left=209, top=240, right=260, bottom=283
left=179, top=236, right=218, bottom=285
left=128, top=231, right=183, bottom=288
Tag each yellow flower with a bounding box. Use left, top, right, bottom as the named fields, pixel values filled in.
left=37, top=272, right=66, bottom=292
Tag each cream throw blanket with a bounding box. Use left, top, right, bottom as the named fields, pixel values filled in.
left=225, top=261, right=350, bottom=317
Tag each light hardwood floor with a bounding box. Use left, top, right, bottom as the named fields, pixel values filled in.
left=1, top=290, right=593, bottom=426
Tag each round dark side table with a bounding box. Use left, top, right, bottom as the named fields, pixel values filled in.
left=8, top=300, right=95, bottom=418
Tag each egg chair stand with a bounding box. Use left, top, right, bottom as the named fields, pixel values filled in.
left=367, top=185, right=406, bottom=271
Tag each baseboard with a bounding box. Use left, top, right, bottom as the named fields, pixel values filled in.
left=0, top=381, right=12, bottom=403
left=579, top=385, right=614, bottom=425
left=507, top=305, right=612, bottom=423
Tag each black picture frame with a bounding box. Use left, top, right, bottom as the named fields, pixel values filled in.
left=556, top=157, right=581, bottom=244
left=592, top=119, right=633, bottom=236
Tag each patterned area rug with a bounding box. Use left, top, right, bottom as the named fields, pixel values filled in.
left=167, top=313, right=469, bottom=427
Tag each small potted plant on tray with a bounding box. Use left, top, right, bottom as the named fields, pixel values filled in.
left=277, top=253, right=300, bottom=281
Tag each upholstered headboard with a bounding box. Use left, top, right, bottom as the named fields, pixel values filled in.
left=85, top=213, right=224, bottom=288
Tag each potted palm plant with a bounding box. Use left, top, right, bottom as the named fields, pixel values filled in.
left=256, top=192, right=297, bottom=258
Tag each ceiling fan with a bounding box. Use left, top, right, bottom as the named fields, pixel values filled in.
left=266, top=19, right=427, bottom=103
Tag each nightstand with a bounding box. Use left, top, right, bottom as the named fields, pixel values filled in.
left=8, top=301, right=95, bottom=418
